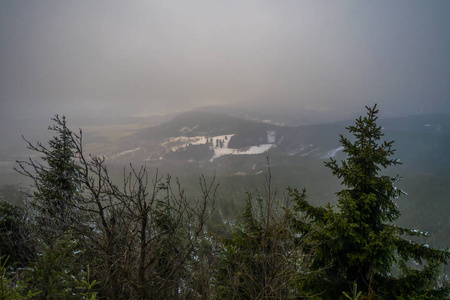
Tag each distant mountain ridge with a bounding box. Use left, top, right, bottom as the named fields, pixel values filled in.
left=135, top=111, right=276, bottom=140
left=103, top=111, right=343, bottom=165
left=100, top=110, right=450, bottom=178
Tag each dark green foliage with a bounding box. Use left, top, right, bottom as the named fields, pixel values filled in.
left=290, top=105, right=449, bottom=299
left=215, top=171, right=313, bottom=300
left=0, top=257, right=41, bottom=300
left=38, top=117, right=78, bottom=200
left=25, top=235, right=83, bottom=300
left=15, top=115, right=82, bottom=243
left=75, top=265, right=99, bottom=300
left=0, top=201, right=35, bottom=268
left=215, top=192, right=287, bottom=299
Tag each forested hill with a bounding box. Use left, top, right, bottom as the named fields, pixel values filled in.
left=98, top=110, right=450, bottom=176
left=93, top=110, right=450, bottom=254
left=1, top=106, right=448, bottom=299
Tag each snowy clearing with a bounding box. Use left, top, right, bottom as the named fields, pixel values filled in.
left=211, top=144, right=275, bottom=161
left=108, top=147, right=141, bottom=159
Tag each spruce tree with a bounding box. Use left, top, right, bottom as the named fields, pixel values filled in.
left=16, top=115, right=81, bottom=242
left=215, top=191, right=297, bottom=299
left=289, top=105, right=449, bottom=299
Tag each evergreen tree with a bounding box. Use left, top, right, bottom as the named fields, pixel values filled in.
left=289, top=105, right=449, bottom=299
left=25, top=235, right=83, bottom=300
left=215, top=192, right=296, bottom=299
left=16, top=115, right=81, bottom=243
left=215, top=166, right=313, bottom=299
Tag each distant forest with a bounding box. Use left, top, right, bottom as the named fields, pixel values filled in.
left=1, top=106, right=448, bottom=299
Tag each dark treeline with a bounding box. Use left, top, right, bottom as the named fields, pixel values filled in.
left=1, top=106, right=449, bottom=299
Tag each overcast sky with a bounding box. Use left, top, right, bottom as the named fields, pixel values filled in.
left=1, top=0, right=450, bottom=122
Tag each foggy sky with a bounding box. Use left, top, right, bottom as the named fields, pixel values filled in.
left=1, top=0, right=450, bottom=122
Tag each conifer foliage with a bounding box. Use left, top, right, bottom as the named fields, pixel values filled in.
left=15, top=115, right=81, bottom=241
left=216, top=191, right=301, bottom=299
left=289, top=104, right=449, bottom=299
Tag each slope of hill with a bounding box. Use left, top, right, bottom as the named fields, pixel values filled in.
left=101, top=110, right=348, bottom=167
left=100, top=110, right=450, bottom=177
left=1, top=109, right=449, bottom=249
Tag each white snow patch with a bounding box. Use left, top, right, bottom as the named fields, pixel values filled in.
left=424, top=124, right=431, bottom=127
left=163, top=134, right=236, bottom=152
left=322, top=146, right=345, bottom=158
left=162, top=136, right=208, bottom=151
left=234, top=172, right=247, bottom=176
left=161, top=134, right=234, bottom=151
left=267, top=131, right=276, bottom=144
left=160, top=133, right=276, bottom=161
left=211, top=144, right=274, bottom=161
left=210, top=134, right=234, bottom=147
left=179, top=125, right=198, bottom=133
left=109, top=148, right=141, bottom=159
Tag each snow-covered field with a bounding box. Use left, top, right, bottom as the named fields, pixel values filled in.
left=162, top=134, right=235, bottom=152
left=110, top=131, right=279, bottom=162
left=211, top=144, right=275, bottom=161
left=162, top=133, right=276, bottom=161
